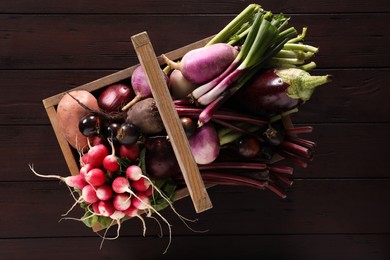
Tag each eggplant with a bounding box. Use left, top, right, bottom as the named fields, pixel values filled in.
left=231, top=68, right=331, bottom=115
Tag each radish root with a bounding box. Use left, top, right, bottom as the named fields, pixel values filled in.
left=143, top=175, right=208, bottom=233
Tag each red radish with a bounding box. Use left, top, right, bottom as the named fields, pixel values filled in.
left=131, top=193, right=150, bottom=210
left=113, top=193, right=132, bottom=211
left=29, top=164, right=87, bottom=190
left=124, top=206, right=139, bottom=218
left=98, top=83, right=135, bottom=112
left=103, top=139, right=120, bottom=172
left=92, top=202, right=101, bottom=215
left=89, top=135, right=108, bottom=147
left=169, top=69, right=199, bottom=99
left=119, top=143, right=140, bottom=161
left=96, top=184, right=114, bottom=201
left=112, top=179, right=175, bottom=253
left=126, top=165, right=143, bottom=181
left=121, top=65, right=169, bottom=110
left=103, top=154, right=120, bottom=172
left=81, top=153, right=89, bottom=165
left=84, top=144, right=109, bottom=168
left=144, top=186, right=153, bottom=197
left=123, top=206, right=147, bottom=237
left=79, top=164, right=93, bottom=178
left=163, top=43, right=239, bottom=85
left=65, top=174, right=87, bottom=190
left=110, top=210, right=126, bottom=220
left=82, top=185, right=99, bottom=204
left=98, top=200, right=116, bottom=217
left=84, top=168, right=106, bottom=187
left=131, top=178, right=151, bottom=192
left=112, top=176, right=131, bottom=194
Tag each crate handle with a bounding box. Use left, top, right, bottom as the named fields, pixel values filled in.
left=131, top=32, right=213, bottom=213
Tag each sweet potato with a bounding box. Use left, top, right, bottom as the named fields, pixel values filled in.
left=56, top=90, right=99, bottom=151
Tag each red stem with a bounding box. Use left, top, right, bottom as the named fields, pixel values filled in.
left=175, top=106, right=268, bottom=126
left=285, top=126, right=313, bottom=135
left=276, top=150, right=308, bottom=168
left=269, top=165, right=294, bottom=175
left=286, top=135, right=317, bottom=150
left=280, top=140, right=314, bottom=159
left=212, top=118, right=265, bottom=142
left=176, top=172, right=267, bottom=190
left=198, top=162, right=268, bottom=171
left=272, top=173, right=294, bottom=187
left=266, top=183, right=287, bottom=199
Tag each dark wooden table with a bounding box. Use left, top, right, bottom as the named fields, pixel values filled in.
left=1, top=1, right=389, bottom=259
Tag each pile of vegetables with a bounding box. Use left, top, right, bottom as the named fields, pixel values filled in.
left=31, top=3, right=330, bottom=253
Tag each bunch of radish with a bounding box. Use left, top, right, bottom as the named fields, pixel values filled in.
left=32, top=3, right=331, bottom=253
left=29, top=140, right=184, bottom=252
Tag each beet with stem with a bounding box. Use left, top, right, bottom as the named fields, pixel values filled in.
left=144, top=137, right=181, bottom=179
left=126, top=98, right=165, bottom=135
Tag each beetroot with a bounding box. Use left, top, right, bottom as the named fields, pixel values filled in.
left=125, top=98, right=164, bottom=135
left=144, top=137, right=180, bottom=179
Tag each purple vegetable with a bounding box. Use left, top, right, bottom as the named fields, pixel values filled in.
left=188, top=123, right=220, bottom=165
left=144, top=137, right=180, bottom=179
left=169, top=69, right=199, bottom=99
left=126, top=98, right=164, bottom=135
left=98, top=83, right=135, bottom=112
left=232, top=68, right=331, bottom=115
left=122, top=65, right=169, bottom=110
left=163, top=43, right=238, bottom=85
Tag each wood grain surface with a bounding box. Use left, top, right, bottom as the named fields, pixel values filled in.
left=1, top=1, right=389, bottom=259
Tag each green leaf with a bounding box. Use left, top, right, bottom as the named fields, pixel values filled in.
left=81, top=210, right=98, bottom=228
left=151, top=178, right=177, bottom=212
left=97, top=216, right=113, bottom=229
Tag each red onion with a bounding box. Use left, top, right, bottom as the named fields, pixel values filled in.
left=98, top=83, right=135, bottom=112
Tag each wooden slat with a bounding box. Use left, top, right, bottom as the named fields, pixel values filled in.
left=1, top=0, right=389, bottom=13
left=130, top=32, right=212, bottom=213
left=0, top=14, right=389, bottom=69
left=1, top=181, right=389, bottom=238
left=43, top=105, right=80, bottom=176
left=1, top=234, right=389, bottom=259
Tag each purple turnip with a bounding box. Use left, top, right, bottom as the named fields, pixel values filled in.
left=122, top=65, right=169, bottom=111
left=163, top=43, right=239, bottom=85
left=188, top=123, right=220, bottom=165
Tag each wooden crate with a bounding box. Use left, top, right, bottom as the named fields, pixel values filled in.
left=43, top=32, right=292, bottom=221
left=42, top=33, right=217, bottom=213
